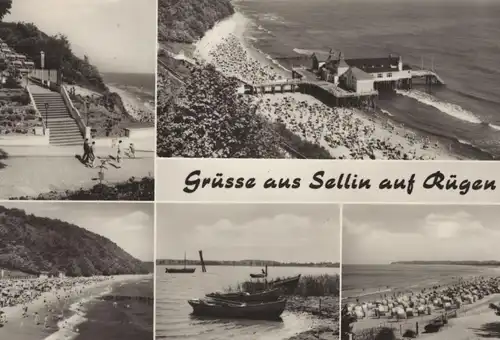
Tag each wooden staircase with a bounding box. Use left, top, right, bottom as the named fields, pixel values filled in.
left=31, top=92, right=84, bottom=146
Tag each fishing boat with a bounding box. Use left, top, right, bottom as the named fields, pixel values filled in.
left=269, top=274, right=301, bottom=294
left=250, top=273, right=266, bottom=278
left=250, top=265, right=268, bottom=279
left=188, top=298, right=286, bottom=320
left=165, top=252, right=196, bottom=274
left=205, top=288, right=282, bottom=303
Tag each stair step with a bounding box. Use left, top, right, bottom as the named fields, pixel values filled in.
left=50, top=141, right=83, bottom=146
left=50, top=135, right=83, bottom=141
left=47, top=119, right=76, bottom=126
left=51, top=141, right=83, bottom=146
left=48, top=128, right=81, bottom=133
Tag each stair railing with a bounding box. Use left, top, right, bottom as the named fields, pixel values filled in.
left=26, top=85, right=48, bottom=135
left=60, top=85, right=90, bottom=139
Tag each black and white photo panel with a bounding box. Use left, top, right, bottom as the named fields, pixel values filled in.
left=156, top=203, right=341, bottom=340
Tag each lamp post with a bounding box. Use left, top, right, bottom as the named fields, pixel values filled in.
left=85, top=100, right=89, bottom=125
left=44, top=102, right=49, bottom=127
left=40, top=51, right=45, bottom=84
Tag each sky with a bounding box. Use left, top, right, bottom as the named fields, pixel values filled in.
left=343, top=205, right=500, bottom=265
left=157, top=204, right=341, bottom=263
left=1, top=202, right=154, bottom=262
left=6, top=0, right=156, bottom=74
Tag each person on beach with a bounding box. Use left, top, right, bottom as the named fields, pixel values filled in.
left=82, top=138, right=90, bottom=164
left=34, top=312, right=40, bottom=325
left=116, top=140, right=122, bottom=167
left=44, top=315, right=49, bottom=328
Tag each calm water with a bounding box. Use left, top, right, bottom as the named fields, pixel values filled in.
left=342, top=264, right=500, bottom=301
left=156, top=265, right=339, bottom=340
left=234, top=0, right=500, bottom=159
left=75, top=278, right=154, bottom=340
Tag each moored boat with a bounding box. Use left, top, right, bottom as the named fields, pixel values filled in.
left=165, top=252, right=196, bottom=274
left=188, top=298, right=286, bottom=320
left=269, top=274, right=301, bottom=294
left=250, top=273, right=266, bottom=278
left=206, top=288, right=282, bottom=303
left=165, top=267, right=196, bottom=273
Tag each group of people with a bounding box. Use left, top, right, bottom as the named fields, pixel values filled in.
left=0, top=276, right=111, bottom=329
left=81, top=138, right=136, bottom=168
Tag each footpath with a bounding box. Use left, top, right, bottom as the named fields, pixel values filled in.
left=0, top=144, right=154, bottom=198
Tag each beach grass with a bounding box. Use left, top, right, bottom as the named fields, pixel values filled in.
left=228, top=274, right=340, bottom=297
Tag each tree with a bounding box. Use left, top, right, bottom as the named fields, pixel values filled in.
left=0, top=0, right=12, bottom=21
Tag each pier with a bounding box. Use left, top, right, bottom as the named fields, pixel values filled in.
left=244, top=67, right=378, bottom=108
left=411, top=69, right=446, bottom=85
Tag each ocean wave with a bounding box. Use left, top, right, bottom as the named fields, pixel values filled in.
left=256, top=25, right=273, bottom=35
left=43, top=300, right=89, bottom=340
left=293, top=48, right=333, bottom=56
left=259, top=13, right=287, bottom=25
left=380, top=109, right=394, bottom=116
left=43, top=286, right=113, bottom=340
left=458, top=139, right=473, bottom=146
left=395, top=89, right=481, bottom=124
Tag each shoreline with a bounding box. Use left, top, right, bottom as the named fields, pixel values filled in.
left=343, top=276, right=500, bottom=339
left=183, top=11, right=488, bottom=160
left=188, top=12, right=464, bottom=160
left=0, top=275, right=150, bottom=340
left=286, top=296, right=339, bottom=340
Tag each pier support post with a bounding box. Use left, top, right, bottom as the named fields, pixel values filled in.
left=199, top=250, right=207, bottom=272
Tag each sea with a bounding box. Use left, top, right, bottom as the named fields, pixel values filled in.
left=233, top=0, right=500, bottom=159
left=101, top=72, right=155, bottom=111
left=342, top=264, right=500, bottom=302
left=43, top=277, right=153, bottom=340
left=156, top=265, right=339, bottom=340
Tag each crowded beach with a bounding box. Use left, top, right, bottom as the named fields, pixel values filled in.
left=343, top=276, right=500, bottom=338
left=0, top=276, right=111, bottom=327
left=190, top=17, right=458, bottom=160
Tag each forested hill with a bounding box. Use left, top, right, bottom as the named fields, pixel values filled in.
left=0, top=206, right=150, bottom=277
left=158, top=0, right=234, bottom=43
left=0, top=21, right=106, bottom=92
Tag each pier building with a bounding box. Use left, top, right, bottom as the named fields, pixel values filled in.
left=314, top=52, right=413, bottom=91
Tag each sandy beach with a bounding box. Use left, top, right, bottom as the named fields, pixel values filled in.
left=106, top=85, right=154, bottom=122
left=189, top=12, right=462, bottom=160
left=0, top=275, right=148, bottom=340
left=344, top=277, right=500, bottom=339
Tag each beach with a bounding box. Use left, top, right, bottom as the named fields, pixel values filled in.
left=106, top=85, right=154, bottom=123
left=189, top=12, right=461, bottom=160
left=0, top=275, right=151, bottom=340
left=343, top=276, right=500, bottom=339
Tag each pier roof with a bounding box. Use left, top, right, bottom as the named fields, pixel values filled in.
left=345, top=57, right=399, bottom=73
left=349, top=67, right=374, bottom=81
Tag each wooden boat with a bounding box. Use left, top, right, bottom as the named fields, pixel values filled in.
left=250, top=273, right=266, bottom=278
left=165, top=252, right=196, bottom=274
left=188, top=298, right=286, bottom=320
left=205, top=288, right=282, bottom=303
left=269, top=274, right=301, bottom=294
